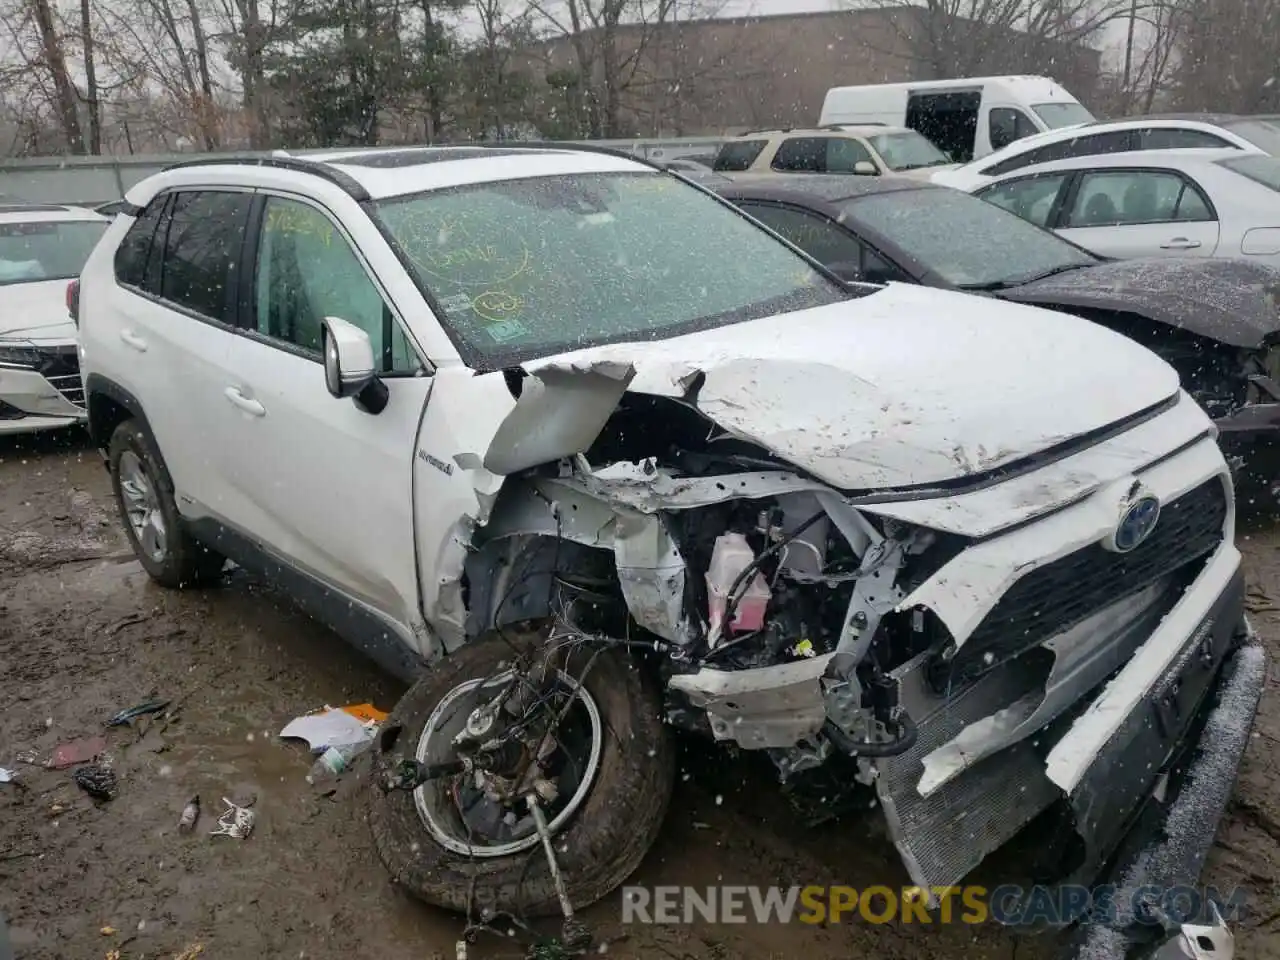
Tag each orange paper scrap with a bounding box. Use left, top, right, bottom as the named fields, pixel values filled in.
left=339, top=703, right=388, bottom=724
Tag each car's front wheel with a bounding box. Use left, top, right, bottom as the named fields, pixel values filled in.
left=369, top=631, right=674, bottom=919
left=107, top=419, right=225, bottom=588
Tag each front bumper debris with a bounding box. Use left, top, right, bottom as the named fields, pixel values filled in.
left=1059, top=569, right=1246, bottom=887
left=1063, top=620, right=1265, bottom=960
left=1152, top=905, right=1234, bottom=959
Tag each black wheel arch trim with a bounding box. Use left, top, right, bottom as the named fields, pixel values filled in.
left=85, top=374, right=147, bottom=445
left=84, top=375, right=175, bottom=486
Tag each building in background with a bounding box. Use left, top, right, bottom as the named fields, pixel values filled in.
left=515, top=7, right=1103, bottom=138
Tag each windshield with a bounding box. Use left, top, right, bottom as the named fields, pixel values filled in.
left=1031, top=102, right=1095, bottom=129
left=1224, top=119, right=1280, bottom=155
left=0, top=219, right=107, bottom=285
left=1219, top=154, right=1280, bottom=191
left=374, top=172, right=846, bottom=369
left=844, top=187, right=1096, bottom=288
left=868, top=131, right=952, bottom=170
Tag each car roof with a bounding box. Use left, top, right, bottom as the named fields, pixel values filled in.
left=986, top=146, right=1256, bottom=178
left=710, top=171, right=936, bottom=204
left=157, top=146, right=654, bottom=202
left=954, top=115, right=1254, bottom=173
left=732, top=125, right=914, bottom=139
left=0, top=202, right=106, bottom=222
left=1096, top=112, right=1246, bottom=125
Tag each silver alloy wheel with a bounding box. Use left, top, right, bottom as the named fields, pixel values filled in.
left=117, top=450, right=167, bottom=563
left=414, top=668, right=604, bottom=858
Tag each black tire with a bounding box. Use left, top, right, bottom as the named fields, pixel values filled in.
left=369, top=632, right=675, bottom=918
left=107, top=419, right=225, bottom=588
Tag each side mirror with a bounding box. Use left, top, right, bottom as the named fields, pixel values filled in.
left=853, top=160, right=878, bottom=176
left=321, top=315, right=388, bottom=414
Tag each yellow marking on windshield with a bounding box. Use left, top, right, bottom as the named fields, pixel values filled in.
left=472, top=290, right=524, bottom=323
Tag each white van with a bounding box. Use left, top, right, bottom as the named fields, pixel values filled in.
left=818, top=75, right=1093, bottom=164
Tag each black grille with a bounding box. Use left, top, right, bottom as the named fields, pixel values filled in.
left=929, top=478, right=1228, bottom=692
left=35, top=347, right=84, bottom=408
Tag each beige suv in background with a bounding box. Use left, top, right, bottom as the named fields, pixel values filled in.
left=711, top=124, right=961, bottom=179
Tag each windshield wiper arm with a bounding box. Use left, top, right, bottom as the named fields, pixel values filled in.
left=959, top=262, right=1091, bottom=291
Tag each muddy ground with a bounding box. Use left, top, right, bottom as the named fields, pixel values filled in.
left=2, top=430, right=1280, bottom=960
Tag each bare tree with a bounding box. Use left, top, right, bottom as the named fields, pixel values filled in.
left=23, top=0, right=85, bottom=151
left=1171, top=0, right=1280, bottom=112
left=466, top=0, right=535, bottom=137
left=623, top=0, right=792, bottom=136
left=1103, top=0, right=1184, bottom=114
left=92, top=0, right=224, bottom=149
left=842, top=0, right=1129, bottom=89
left=210, top=0, right=301, bottom=147
left=526, top=0, right=692, bottom=136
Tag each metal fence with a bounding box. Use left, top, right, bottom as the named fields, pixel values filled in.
left=0, top=137, right=726, bottom=207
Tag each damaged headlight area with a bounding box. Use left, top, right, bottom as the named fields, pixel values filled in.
left=464, top=440, right=982, bottom=799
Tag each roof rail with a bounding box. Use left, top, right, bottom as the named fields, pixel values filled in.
left=0, top=201, right=72, bottom=213
left=162, top=141, right=666, bottom=198
left=464, top=139, right=667, bottom=172
left=736, top=123, right=887, bottom=137
left=160, top=154, right=371, bottom=201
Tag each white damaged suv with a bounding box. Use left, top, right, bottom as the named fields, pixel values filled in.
left=76, top=145, right=1259, bottom=958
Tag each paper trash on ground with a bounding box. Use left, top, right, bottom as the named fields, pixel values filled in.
left=0, top=767, right=16, bottom=783
left=279, top=703, right=386, bottom=753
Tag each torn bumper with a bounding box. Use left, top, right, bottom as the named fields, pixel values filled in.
left=1057, top=564, right=1249, bottom=889
left=1063, top=616, right=1264, bottom=960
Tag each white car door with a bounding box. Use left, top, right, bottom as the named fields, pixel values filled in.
left=217, top=192, right=430, bottom=632
left=1055, top=168, right=1221, bottom=259
left=95, top=190, right=255, bottom=516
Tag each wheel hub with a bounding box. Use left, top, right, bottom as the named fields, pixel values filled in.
left=117, top=450, right=167, bottom=563
left=413, top=668, right=603, bottom=858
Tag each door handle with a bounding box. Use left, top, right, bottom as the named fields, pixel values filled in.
left=1160, top=237, right=1202, bottom=250
left=119, top=329, right=148, bottom=352
left=224, top=386, right=266, bottom=417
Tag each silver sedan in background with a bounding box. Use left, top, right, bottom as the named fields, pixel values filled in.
left=967, top=147, right=1280, bottom=266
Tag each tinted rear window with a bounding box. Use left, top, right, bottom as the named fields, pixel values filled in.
left=158, top=191, right=253, bottom=324
left=712, top=140, right=767, bottom=171
left=1219, top=154, right=1280, bottom=192
left=1135, top=127, right=1232, bottom=149
left=981, top=130, right=1131, bottom=176
left=114, top=197, right=166, bottom=289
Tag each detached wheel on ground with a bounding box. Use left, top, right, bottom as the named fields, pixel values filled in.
left=107, top=420, right=225, bottom=588
left=369, top=632, right=675, bottom=919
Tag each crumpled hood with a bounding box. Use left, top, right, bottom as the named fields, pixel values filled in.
left=0, top=279, right=75, bottom=343
left=996, top=256, right=1280, bottom=348
left=506, top=282, right=1180, bottom=490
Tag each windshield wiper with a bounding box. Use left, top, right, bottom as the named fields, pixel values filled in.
left=959, top=262, right=1091, bottom=291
